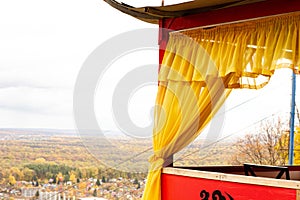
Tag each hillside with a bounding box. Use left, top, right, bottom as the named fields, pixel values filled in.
left=0, top=129, right=235, bottom=171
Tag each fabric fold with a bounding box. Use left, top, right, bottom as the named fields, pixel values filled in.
left=143, top=12, right=300, bottom=200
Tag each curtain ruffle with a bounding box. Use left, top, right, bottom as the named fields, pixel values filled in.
left=159, top=12, right=300, bottom=89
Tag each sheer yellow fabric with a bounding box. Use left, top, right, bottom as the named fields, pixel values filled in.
left=142, top=12, right=300, bottom=200
left=163, top=12, right=300, bottom=88
left=142, top=80, right=231, bottom=199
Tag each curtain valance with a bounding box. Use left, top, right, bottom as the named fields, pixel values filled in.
left=159, top=12, right=300, bottom=89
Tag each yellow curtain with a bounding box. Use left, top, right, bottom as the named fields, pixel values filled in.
left=142, top=12, right=300, bottom=200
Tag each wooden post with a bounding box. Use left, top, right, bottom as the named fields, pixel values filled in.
left=164, top=155, right=173, bottom=167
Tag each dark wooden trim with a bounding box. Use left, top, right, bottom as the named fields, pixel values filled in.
left=244, top=163, right=290, bottom=180
left=163, top=155, right=174, bottom=167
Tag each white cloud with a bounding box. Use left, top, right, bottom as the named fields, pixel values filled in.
left=0, top=0, right=156, bottom=129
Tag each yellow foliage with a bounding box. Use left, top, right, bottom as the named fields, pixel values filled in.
left=22, top=167, right=34, bottom=181
left=277, top=127, right=300, bottom=164
left=34, top=158, right=46, bottom=163
left=9, top=174, right=16, bottom=185
left=10, top=167, right=23, bottom=181
left=56, top=172, right=63, bottom=182
left=78, top=182, right=87, bottom=190
left=69, top=172, right=76, bottom=184
left=293, top=127, right=300, bottom=164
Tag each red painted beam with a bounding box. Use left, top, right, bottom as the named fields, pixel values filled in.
left=162, top=0, right=300, bottom=31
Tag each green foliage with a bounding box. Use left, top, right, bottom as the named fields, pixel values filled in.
left=96, top=178, right=101, bottom=186
left=64, top=174, right=70, bottom=182
left=137, top=182, right=141, bottom=189
left=32, top=175, right=38, bottom=181
left=24, top=163, right=75, bottom=180
left=35, top=190, right=39, bottom=197
left=133, top=178, right=139, bottom=185
left=93, top=189, right=97, bottom=197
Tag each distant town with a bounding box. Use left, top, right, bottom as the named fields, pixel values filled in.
left=0, top=129, right=149, bottom=200
left=0, top=127, right=254, bottom=200
left=1, top=175, right=145, bottom=200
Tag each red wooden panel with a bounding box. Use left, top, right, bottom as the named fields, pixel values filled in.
left=162, top=0, right=300, bottom=31
left=161, top=173, right=297, bottom=200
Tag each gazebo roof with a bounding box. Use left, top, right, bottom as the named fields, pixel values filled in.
left=103, top=0, right=264, bottom=24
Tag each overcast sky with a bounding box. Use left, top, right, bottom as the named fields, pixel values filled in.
left=0, top=0, right=299, bottom=140
left=0, top=0, right=157, bottom=129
